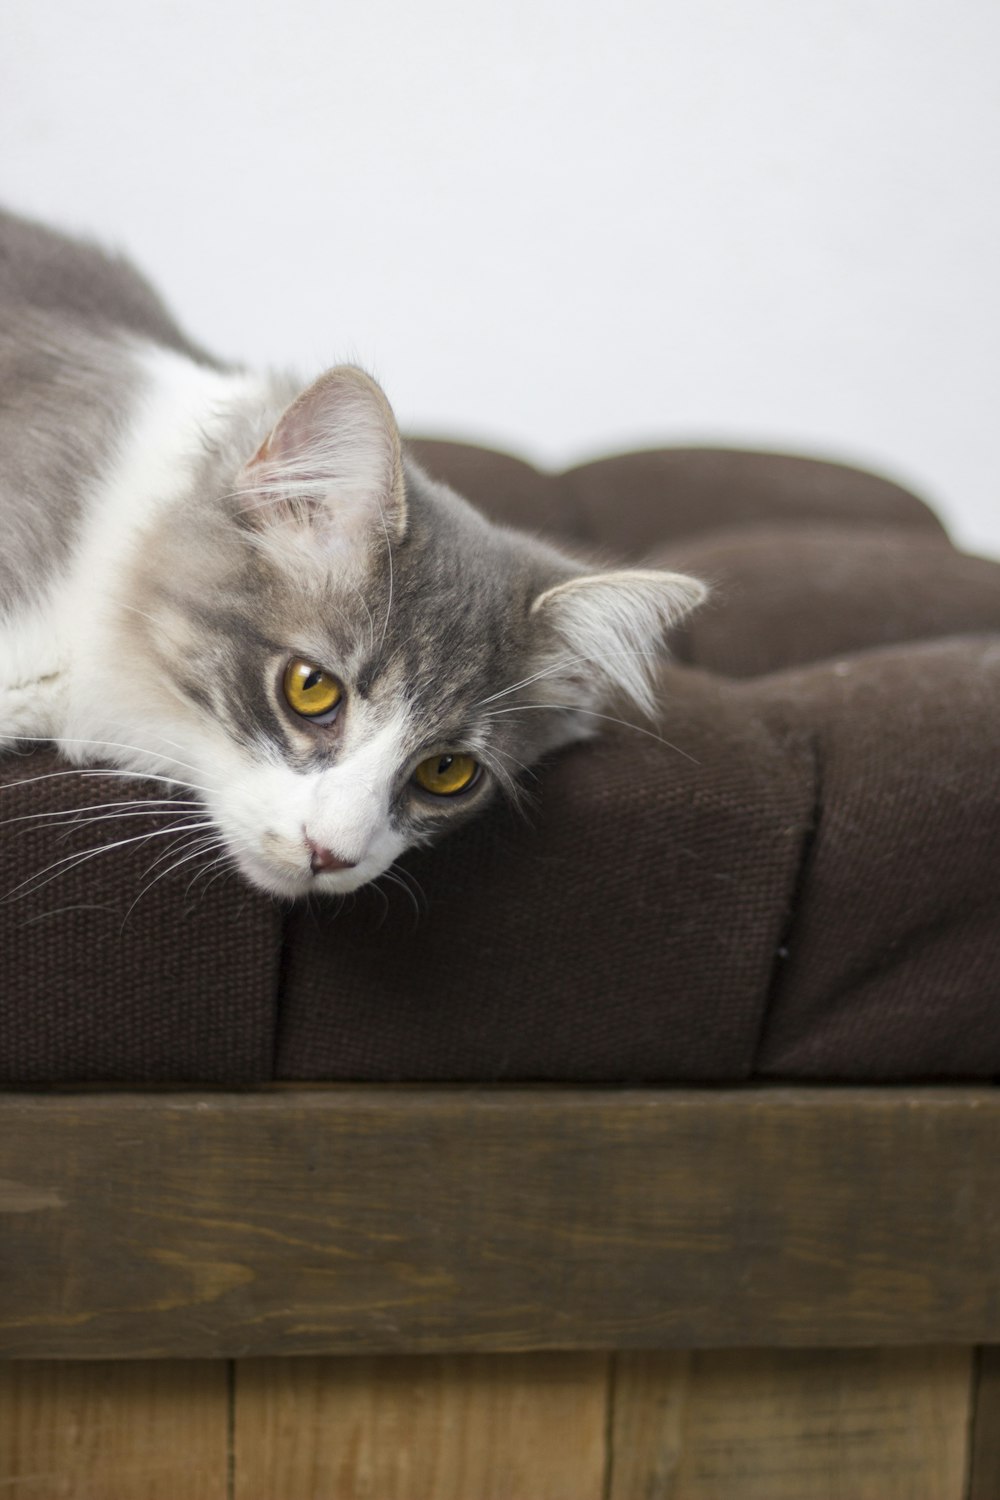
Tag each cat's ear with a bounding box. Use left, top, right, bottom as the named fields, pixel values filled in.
left=235, top=365, right=406, bottom=556
left=530, top=569, right=707, bottom=717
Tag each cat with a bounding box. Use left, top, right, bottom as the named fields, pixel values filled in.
left=0, top=206, right=706, bottom=899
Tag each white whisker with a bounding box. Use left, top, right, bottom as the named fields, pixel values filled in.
left=376, top=498, right=393, bottom=661
left=111, top=598, right=161, bottom=628
left=384, top=863, right=426, bottom=922
left=186, top=846, right=235, bottom=902
left=475, top=646, right=665, bottom=709
left=0, top=756, right=219, bottom=799
left=136, top=830, right=220, bottom=885
left=2, top=821, right=216, bottom=904
left=122, top=833, right=228, bottom=930
left=474, top=745, right=524, bottom=802
left=0, top=797, right=202, bottom=832
left=481, top=704, right=700, bottom=764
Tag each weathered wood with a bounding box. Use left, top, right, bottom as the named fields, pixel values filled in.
left=969, top=1346, right=1000, bottom=1500
left=608, top=1348, right=972, bottom=1500
left=1, top=1087, right=999, bottom=1358
left=0, top=1358, right=229, bottom=1498
left=232, top=1352, right=609, bottom=1499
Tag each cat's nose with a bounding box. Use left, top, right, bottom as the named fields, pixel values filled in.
left=306, top=838, right=357, bottom=875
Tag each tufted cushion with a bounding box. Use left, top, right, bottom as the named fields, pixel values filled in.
left=2, top=443, right=998, bottom=1083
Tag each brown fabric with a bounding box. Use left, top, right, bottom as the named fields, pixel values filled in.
left=1, top=443, right=998, bottom=1083
left=665, top=525, right=1000, bottom=678
left=275, top=670, right=814, bottom=1081
left=752, top=637, right=1000, bottom=1079
left=558, top=447, right=947, bottom=555
left=0, top=752, right=280, bottom=1081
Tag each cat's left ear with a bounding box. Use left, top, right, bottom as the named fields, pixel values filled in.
left=531, top=568, right=707, bottom=717
left=235, top=365, right=406, bottom=555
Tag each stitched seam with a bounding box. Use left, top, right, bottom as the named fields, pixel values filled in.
left=751, top=727, right=824, bottom=1070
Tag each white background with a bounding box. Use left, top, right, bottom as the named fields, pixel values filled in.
left=2, top=0, right=998, bottom=553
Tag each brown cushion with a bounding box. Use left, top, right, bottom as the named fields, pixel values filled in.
left=276, top=667, right=814, bottom=1082
left=753, top=636, right=1000, bottom=1079
left=0, top=752, right=280, bottom=1082
left=2, top=443, right=998, bottom=1083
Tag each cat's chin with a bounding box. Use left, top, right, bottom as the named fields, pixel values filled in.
left=232, top=848, right=379, bottom=901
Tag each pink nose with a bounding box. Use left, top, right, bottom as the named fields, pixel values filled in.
left=306, top=839, right=357, bottom=876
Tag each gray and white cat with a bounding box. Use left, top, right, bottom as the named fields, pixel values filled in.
left=0, top=207, right=706, bottom=899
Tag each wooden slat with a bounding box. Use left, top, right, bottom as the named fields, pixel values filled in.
left=0, top=1359, right=229, bottom=1498
left=232, top=1353, right=608, bottom=1500
left=969, top=1346, right=1000, bottom=1500
left=609, top=1348, right=972, bottom=1500
left=1, top=1087, right=999, bottom=1358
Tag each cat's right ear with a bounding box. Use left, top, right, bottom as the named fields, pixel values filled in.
left=233, top=365, right=407, bottom=560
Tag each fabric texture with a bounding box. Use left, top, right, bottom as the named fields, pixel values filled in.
left=2, top=442, right=997, bottom=1082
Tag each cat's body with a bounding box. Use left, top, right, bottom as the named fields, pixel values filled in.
left=0, top=207, right=705, bottom=898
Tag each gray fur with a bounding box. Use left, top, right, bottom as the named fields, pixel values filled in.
left=0, top=207, right=218, bottom=611
left=0, top=207, right=706, bottom=897
left=0, top=309, right=134, bottom=608
left=0, top=206, right=218, bottom=362
left=128, top=442, right=590, bottom=847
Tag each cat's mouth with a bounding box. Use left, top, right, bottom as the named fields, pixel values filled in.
left=231, top=843, right=385, bottom=900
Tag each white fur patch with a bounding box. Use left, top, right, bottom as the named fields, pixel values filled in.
left=62, top=349, right=261, bottom=767
left=205, top=703, right=415, bottom=897
left=0, top=343, right=423, bottom=901
left=0, top=346, right=262, bottom=771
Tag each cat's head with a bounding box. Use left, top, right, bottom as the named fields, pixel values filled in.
left=109, top=366, right=706, bottom=899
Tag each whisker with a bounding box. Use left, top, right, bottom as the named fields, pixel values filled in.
left=122, top=833, right=228, bottom=931
left=348, top=578, right=377, bottom=656
left=135, top=830, right=221, bottom=886
left=473, top=745, right=525, bottom=803
left=2, top=821, right=216, bottom=904
left=48, top=805, right=206, bottom=847
left=474, top=647, right=664, bottom=708
left=481, top=704, right=700, bottom=764
left=0, top=797, right=202, bottom=832
left=111, top=599, right=161, bottom=629
left=384, top=865, right=424, bottom=923
left=15, top=903, right=118, bottom=929
left=477, top=742, right=538, bottom=781
left=186, top=846, right=235, bottom=903
left=0, top=732, right=220, bottom=786
left=376, top=498, right=394, bottom=662
left=0, top=764, right=218, bottom=799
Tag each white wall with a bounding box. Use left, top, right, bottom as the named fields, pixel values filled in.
left=2, top=0, right=998, bottom=552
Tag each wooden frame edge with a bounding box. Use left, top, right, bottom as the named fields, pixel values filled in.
left=1, top=1085, right=997, bottom=1359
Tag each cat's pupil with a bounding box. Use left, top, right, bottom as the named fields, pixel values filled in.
left=304, top=670, right=322, bottom=692
left=437, top=756, right=453, bottom=774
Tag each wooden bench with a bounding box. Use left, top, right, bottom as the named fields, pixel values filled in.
left=2, top=1085, right=998, bottom=1496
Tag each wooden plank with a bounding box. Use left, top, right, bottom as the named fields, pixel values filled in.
left=969, top=1346, right=1000, bottom=1500
left=232, top=1352, right=608, bottom=1500
left=0, top=1358, right=229, bottom=1498
left=1, top=1087, right=999, bottom=1358
left=609, top=1348, right=972, bottom=1500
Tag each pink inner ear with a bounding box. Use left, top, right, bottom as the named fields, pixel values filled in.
left=237, top=366, right=408, bottom=546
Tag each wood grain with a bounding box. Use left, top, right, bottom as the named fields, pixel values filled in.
left=609, top=1348, right=972, bottom=1500
left=2, top=1087, right=999, bottom=1358
left=0, top=1358, right=228, bottom=1499
left=969, top=1346, right=1000, bottom=1500
left=233, top=1352, right=608, bottom=1500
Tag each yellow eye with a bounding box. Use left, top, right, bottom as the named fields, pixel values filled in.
left=283, top=657, right=343, bottom=719
left=413, top=753, right=480, bottom=797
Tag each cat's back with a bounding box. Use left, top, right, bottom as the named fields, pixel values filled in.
left=0, top=207, right=216, bottom=363
left=0, top=208, right=224, bottom=621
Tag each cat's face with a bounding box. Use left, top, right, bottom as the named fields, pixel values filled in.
left=100, top=368, right=705, bottom=899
